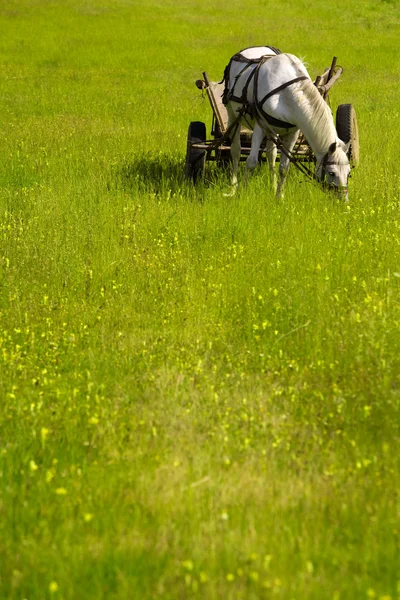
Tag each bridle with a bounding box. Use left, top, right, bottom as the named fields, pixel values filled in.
left=317, top=153, right=349, bottom=196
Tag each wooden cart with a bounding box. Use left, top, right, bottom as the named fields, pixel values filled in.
left=185, top=57, right=359, bottom=182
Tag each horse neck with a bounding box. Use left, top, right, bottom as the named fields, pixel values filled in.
left=289, top=82, right=337, bottom=159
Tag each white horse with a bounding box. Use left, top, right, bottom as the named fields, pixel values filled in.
left=223, top=49, right=351, bottom=199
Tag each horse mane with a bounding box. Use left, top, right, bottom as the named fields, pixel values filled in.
left=295, top=81, right=336, bottom=148
left=286, top=55, right=344, bottom=156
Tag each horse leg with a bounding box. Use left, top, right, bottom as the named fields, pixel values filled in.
left=265, top=138, right=278, bottom=193
left=230, top=125, right=241, bottom=188
left=224, top=105, right=241, bottom=194
left=244, top=123, right=264, bottom=184
left=276, top=130, right=300, bottom=199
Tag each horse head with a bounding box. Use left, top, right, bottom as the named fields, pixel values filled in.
left=317, top=141, right=351, bottom=201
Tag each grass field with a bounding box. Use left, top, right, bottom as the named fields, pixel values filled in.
left=1, top=0, right=400, bottom=598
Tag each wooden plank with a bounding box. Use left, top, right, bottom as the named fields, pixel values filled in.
left=206, top=82, right=228, bottom=133
left=206, top=81, right=253, bottom=136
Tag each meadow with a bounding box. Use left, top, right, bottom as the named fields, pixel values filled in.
left=1, top=0, right=400, bottom=598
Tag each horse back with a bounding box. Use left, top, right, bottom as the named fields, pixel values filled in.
left=222, top=46, right=281, bottom=105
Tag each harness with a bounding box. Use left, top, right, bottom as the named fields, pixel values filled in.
left=264, top=127, right=335, bottom=187
left=317, top=154, right=348, bottom=195
left=254, top=73, right=309, bottom=130
left=222, top=46, right=281, bottom=105
left=223, top=53, right=308, bottom=131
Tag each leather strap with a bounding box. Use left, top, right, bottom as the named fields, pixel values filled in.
left=258, top=76, right=309, bottom=106
left=254, top=68, right=309, bottom=130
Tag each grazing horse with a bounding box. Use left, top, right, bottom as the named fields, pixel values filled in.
left=223, top=49, right=351, bottom=199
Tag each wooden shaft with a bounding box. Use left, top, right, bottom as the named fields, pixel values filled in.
left=320, top=66, right=343, bottom=96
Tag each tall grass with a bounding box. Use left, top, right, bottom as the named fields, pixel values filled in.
left=1, top=0, right=400, bottom=598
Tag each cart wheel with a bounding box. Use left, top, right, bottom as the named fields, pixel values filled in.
left=336, top=104, right=359, bottom=166
left=185, top=121, right=206, bottom=182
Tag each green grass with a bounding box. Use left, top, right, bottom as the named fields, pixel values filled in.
left=1, top=0, right=400, bottom=598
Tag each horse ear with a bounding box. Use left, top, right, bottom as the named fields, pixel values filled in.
left=329, top=142, right=337, bottom=154
left=342, top=141, right=351, bottom=155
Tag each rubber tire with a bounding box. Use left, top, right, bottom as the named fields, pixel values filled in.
left=336, top=104, right=359, bottom=166
left=185, top=121, right=206, bottom=183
